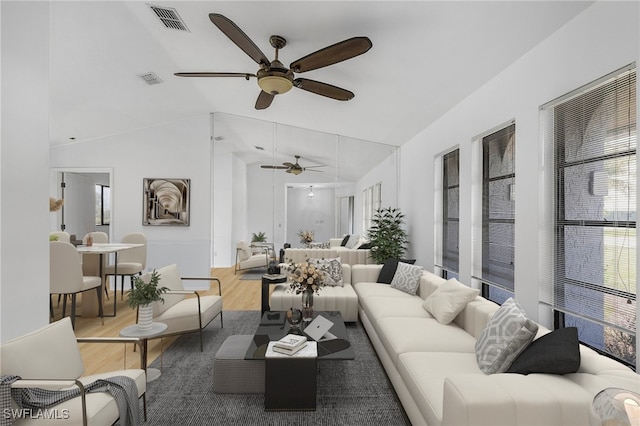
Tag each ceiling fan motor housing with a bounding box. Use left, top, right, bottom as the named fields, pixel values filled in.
left=257, top=60, right=294, bottom=94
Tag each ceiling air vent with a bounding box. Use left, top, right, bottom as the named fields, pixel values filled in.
left=148, top=4, right=190, bottom=32
left=138, top=72, right=163, bottom=86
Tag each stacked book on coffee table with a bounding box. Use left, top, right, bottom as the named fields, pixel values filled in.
left=272, top=334, right=307, bottom=355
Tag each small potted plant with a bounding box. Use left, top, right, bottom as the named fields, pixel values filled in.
left=251, top=231, right=267, bottom=243
left=126, top=270, right=168, bottom=330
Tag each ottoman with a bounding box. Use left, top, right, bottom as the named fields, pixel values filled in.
left=213, top=334, right=265, bottom=393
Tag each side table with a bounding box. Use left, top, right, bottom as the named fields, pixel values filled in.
left=120, top=322, right=167, bottom=382
left=261, top=274, right=287, bottom=315
left=264, top=341, right=318, bottom=411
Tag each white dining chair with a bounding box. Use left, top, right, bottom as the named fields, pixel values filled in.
left=50, top=231, right=70, bottom=242
left=81, top=231, right=109, bottom=298
left=105, top=232, right=147, bottom=299
left=50, top=241, right=104, bottom=329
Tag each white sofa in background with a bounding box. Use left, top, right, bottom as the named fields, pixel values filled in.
left=269, top=264, right=358, bottom=322
left=351, top=264, right=640, bottom=426
left=284, top=237, right=374, bottom=266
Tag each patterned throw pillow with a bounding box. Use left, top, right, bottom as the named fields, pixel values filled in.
left=390, top=262, right=423, bottom=295
left=311, top=258, right=343, bottom=287
left=422, top=278, right=480, bottom=324
left=475, top=298, right=539, bottom=374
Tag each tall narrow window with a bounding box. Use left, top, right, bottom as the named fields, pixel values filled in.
left=442, top=149, right=460, bottom=279
left=95, top=184, right=110, bottom=226
left=543, top=66, right=636, bottom=367
left=479, top=123, right=516, bottom=303
left=362, top=182, right=382, bottom=233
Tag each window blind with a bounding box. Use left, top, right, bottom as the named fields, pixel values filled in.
left=474, top=124, right=516, bottom=292
left=442, top=149, right=460, bottom=274
left=541, top=66, right=636, bottom=364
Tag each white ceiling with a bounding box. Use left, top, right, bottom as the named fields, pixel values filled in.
left=49, top=1, right=593, bottom=177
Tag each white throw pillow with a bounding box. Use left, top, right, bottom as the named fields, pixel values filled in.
left=351, top=235, right=369, bottom=249
left=390, top=262, right=423, bottom=295
left=475, top=297, right=539, bottom=374
left=422, top=278, right=480, bottom=324
left=310, top=257, right=343, bottom=287
left=345, top=234, right=361, bottom=249
left=237, top=241, right=251, bottom=262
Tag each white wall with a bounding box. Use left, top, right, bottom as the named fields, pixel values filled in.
left=356, top=149, right=400, bottom=236
left=1, top=1, right=51, bottom=341
left=50, top=115, right=212, bottom=279
left=213, top=152, right=233, bottom=267
left=398, top=1, right=639, bottom=336
left=286, top=186, right=335, bottom=247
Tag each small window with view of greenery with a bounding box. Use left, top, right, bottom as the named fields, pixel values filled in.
left=95, top=184, right=110, bottom=226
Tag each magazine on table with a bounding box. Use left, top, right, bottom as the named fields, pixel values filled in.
left=272, top=342, right=308, bottom=355
left=274, top=333, right=307, bottom=350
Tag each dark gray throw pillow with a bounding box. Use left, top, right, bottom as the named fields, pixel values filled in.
left=506, top=327, right=580, bottom=375
left=376, top=258, right=417, bottom=284
left=340, top=235, right=350, bottom=247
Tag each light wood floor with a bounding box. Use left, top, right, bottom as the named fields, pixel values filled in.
left=51, top=267, right=264, bottom=376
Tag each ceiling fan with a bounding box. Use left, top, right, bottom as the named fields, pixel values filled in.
left=261, top=155, right=325, bottom=175
left=174, top=13, right=372, bottom=110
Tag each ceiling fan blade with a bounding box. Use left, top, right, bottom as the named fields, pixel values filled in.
left=261, top=165, right=288, bottom=169
left=294, top=78, right=354, bottom=101
left=174, top=72, right=256, bottom=79
left=282, top=162, right=296, bottom=168
left=303, top=168, right=324, bottom=173
left=209, top=13, right=270, bottom=67
left=290, top=37, right=372, bottom=73
left=255, top=91, right=275, bottom=110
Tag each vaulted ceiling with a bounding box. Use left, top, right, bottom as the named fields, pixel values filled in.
left=49, top=1, right=592, bottom=176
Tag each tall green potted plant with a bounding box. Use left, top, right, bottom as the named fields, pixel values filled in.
left=367, top=207, right=409, bottom=264
left=126, top=270, right=168, bottom=330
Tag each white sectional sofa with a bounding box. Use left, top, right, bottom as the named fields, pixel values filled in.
left=284, top=247, right=374, bottom=266
left=284, top=237, right=374, bottom=266
left=351, top=264, right=640, bottom=426
left=270, top=264, right=359, bottom=322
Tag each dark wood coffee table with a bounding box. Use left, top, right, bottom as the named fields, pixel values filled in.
left=245, top=310, right=354, bottom=361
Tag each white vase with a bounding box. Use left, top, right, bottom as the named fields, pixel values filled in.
left=137, top=304, right=153, bottom=330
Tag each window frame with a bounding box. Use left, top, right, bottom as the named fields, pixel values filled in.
left=95, top=184, right=110, bottom=226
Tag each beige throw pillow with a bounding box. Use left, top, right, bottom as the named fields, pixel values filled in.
left=422, top=278, right=480, bottom=324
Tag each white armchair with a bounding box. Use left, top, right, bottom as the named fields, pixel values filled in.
left=0, top=317, right=147, bottom=425
left=147, top=264, right=223, bottom=351
left=235, top=240, right=269, bottom=274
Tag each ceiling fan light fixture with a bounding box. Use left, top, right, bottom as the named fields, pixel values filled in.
left=258, top=74, right=293, bottom=95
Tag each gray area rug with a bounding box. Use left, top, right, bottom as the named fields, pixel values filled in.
left=145, top=310, right=410, bottom=425
left=238, top=269, right=268, bottom=280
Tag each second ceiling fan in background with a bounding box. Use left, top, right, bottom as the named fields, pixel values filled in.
left=175, top=13, right=372, bottom=109
left=260, top=155, right=325, bottom=175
